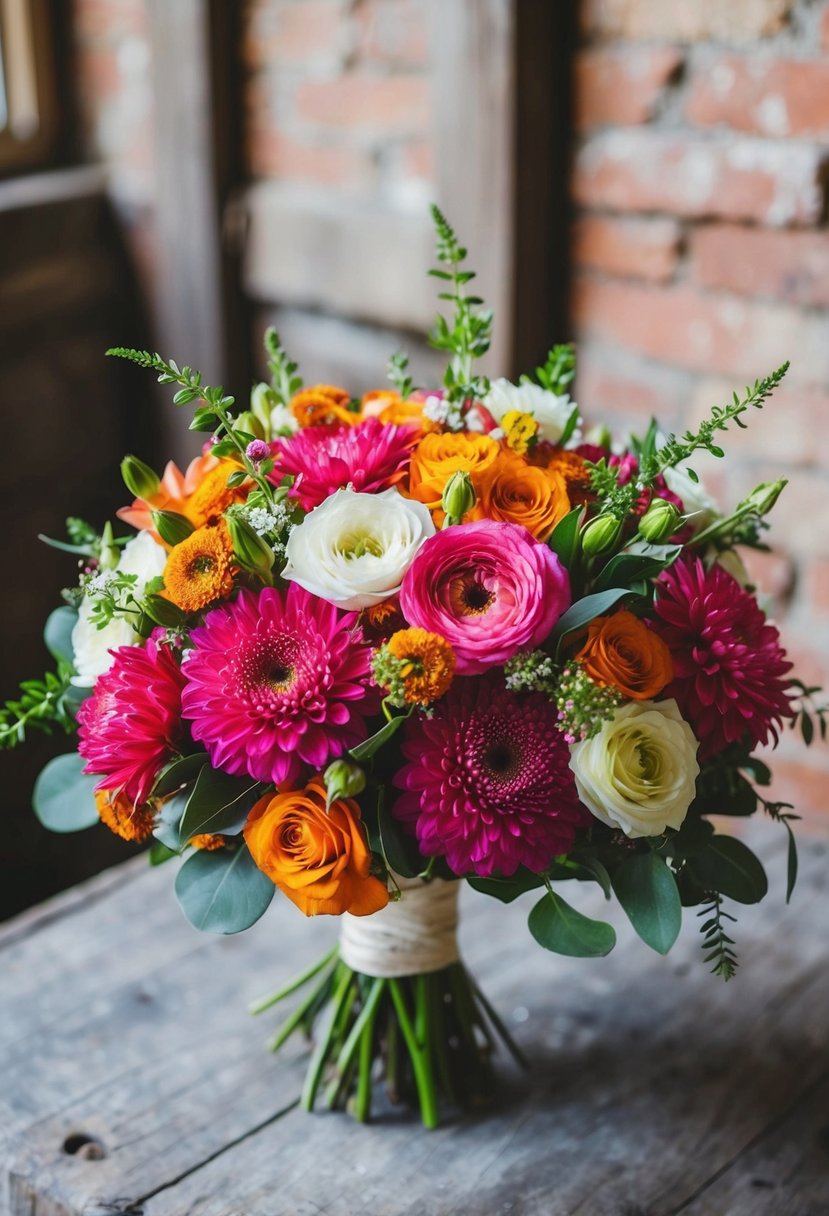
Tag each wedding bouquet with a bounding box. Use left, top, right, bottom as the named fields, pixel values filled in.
left=3, top=208, right=824, bottom=1127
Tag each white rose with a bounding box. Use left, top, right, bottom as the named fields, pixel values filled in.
left=282, top=487, right=435, bottom=610
left=569, top=699, right=699, bottom=838
left=71, top=531, right=167, bottom=688
left=661, top=463, right=721, bottom=532
left=483, top=378, right=580, bottom=445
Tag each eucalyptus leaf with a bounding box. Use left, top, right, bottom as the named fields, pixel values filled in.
left=152, top=791, right=188, bottom=852
left=528, top=889, right=616, bottom=958
left=148, top=841, right=178, bottom=866
left=44, top=607, right=78, bottom=666
left=33, top=753, right=101, bottom=833
left=178, top=766, right=266, bottom=844
left=152, top=754, right=209, bottom=799
left=687, top=835, right=768, bottom=904
left=468, top=869, right=545, bottom=903
left=611, top=852, right=682, bottom=955
left=175, top=844, right=274, bottom=933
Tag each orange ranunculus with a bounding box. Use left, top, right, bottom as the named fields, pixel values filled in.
left=290, top=385, right=356, bottom=428
left=407, top=431, right=500, bottom=518
left=476, top=452, right=571, bottom=541
left=117, top=452, right=219, bottom=539
left=243, top=777, right=389, bottom=917
left=575, top=610, right=673, bottom=700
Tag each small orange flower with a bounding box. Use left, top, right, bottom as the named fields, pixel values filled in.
left=189, top=833, right=226, bottom=851
left=575, top=610, right=673, bottom=700
left=95, top=788, right=156, bottom=843
left=163, top=521, right=235, bottom=613
left=386, top=628, right=456, bottom=705
left=183, top=461, right=248, bottom=528
left=291, top=385, right=356, bottom=428
left=477, top=453, right=571, bottom=541
left=543, top=447, right=593, bottom=507
left=244, top=777, right=389, bottom=917
left=407, top=431, right=499, bottom=520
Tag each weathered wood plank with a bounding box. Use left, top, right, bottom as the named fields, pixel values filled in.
left=3, top=828, right=826, bottom=1215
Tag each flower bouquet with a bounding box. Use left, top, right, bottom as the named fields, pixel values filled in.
left=4, top=207, right=825, bottom=1128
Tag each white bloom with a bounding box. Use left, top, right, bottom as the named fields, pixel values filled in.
left=661, top=462, right=721, bottom=532
left=70, top=531, right=167, bottom=688
left=483, top=378, right=580, bottom=445
left=269, top=402, right=299, bottom=436
left=569, top=699, right=699, bottom=838
left=282, top=487, right=435, bottom=609
left=716, top=548, right=751, bottom=587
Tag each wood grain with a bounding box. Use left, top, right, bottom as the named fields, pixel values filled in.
left=2, top=827, right=827, bottom=1215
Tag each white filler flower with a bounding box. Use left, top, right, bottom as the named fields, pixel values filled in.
left=282, top=487, right=435, bottom=610
left=483, top=378, right=579, bottom=445
left=569, top=698, right=700, bottom=838
left=71, top=530, right=167, bottom=688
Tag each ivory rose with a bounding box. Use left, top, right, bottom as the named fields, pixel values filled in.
left=243, top=778, right=389, bottom=917
left=282, top=487, right=435, bottom=610
left=575, top=610, right=673, bottom=700
left=569, top=698, right=699, bottom=838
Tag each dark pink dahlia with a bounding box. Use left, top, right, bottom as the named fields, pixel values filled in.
left=651, top=557, right=794, bottom=760
left=393, top=675, right=587, bottom=877
left=77, top=636, right=186, bottom=804
left=271, top=416, right=418, bottom=512
left=181, top=585, right=378, bottom=784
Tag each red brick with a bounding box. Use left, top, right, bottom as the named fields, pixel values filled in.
left=691, top=225, right=829, bottom=308
left=242, top=1, right=344, bottom=67
left=356, top=0, right=430, bottom=68
left=764, top=754, right=829, bottom=831
left=296, top=74, right=430, bottom=132
left=572, top=276, right=829, bottom=386
left=740, top=548, right=796, bottom=604
left=580, top=0, right=792, bottom=42
left=573, top=130, right=826, bottom=226
left=685, top=378, right=829, bottom=468
left=748, top=467, right=829, bottom=556
left=573, top=215, right=682, bottom=282
left=686, top=56, right=829, bottom=138
left=73, top=0, right=148, bottom=43
left=246, top=127, right=373, bottom=187
left=575, top=46, right=683, bottom=129
left=576, top=356, right=688, bottom=429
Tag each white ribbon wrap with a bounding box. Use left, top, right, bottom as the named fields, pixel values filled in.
left=339, top=876, right=460, bottom=978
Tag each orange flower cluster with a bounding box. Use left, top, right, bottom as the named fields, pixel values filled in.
left=386, top=627, right=456, bottom=705
left=291, top=384, right=356, bottom=428
left=164, top=521, right=235, bottom=613
left=95, top=788, right=156, bottom=843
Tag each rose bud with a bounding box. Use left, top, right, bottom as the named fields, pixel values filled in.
left=323, top=758, right=367, bottom=808
left=638, top=498, right=682, bottom=543
left=581, top=514, right=621, bottom=556
left=226, top=514, right=275, bottom=579
left=152, top=509, right=195, bottom=548
left=441, top=470, right=476, bottom=526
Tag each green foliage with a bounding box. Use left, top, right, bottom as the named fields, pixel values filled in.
left=376, top=788, right=422, bottom=880
left=686, top=835, right=768, bottom=905
left=531, top=343, right=576, bottom=396
left=789, top=680, right=828, bottom=747
left=174, top=843, right=275, bottom=934
left=428, top=204, right=492, bottom=408
left=697, top=895, right=738, bottom=981
left=548, top=505, right=585, bottom=568
left=593, top=542, right=682, bottom=593
left=387, top=351, right=414, bottom=399
left=611, top=852, right=682, bottom=955
left=32, top=753, right=101, bottom=832
left=66, top=517, right=98, bottom=547
left=586, top=458, right=642, bottom=522
left=0, top=666, right=78, bottom=749
left=44, top=607, right=78, bottom=666
left=264, top=327, right=302, bottom=407
left=468, top=869, right=546, bottom=903
left=528, top=886, right=616, bottom=958
left=348, top=711, right=409, bottom=763
left=758, top=796, right=800, bottom=903
left=547, top=588, right=642, bottom=657
left=177, top=765, right=266, bottom=844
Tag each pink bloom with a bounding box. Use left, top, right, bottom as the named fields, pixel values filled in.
left=393, top=675, right=587, bottom=877
left=181, top=585, right=378, bottom=785
left=77, top=636, right=186, bottom=804
left=651, top=557, right=794, bottom=760
left=272, top=416, right=418, bottom=512
left=399, top=519, right=570, bottom=675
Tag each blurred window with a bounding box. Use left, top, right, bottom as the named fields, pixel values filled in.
left=0, top=0, right=60, bottom=175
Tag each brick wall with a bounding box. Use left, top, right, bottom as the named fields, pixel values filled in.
left=571, top=0, right=829, bottom=822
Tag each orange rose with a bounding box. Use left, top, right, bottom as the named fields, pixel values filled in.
left=243, top=777, right=389, bottom=917
left=477, top=452, right=571, bottom=541
left=407, top=432, right=500, bottom=519
left=290, top=385, right=356, bottom=428
left=575, top=610, right=673, bottom=700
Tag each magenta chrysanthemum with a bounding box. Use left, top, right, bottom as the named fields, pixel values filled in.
left=399, top=519, right=570, bottom=675
left=180, top=585, right=378, bottom=784
left=651, top=557, right=794, bottom=760
left=393, top=675, right=587, bottom=877
left=77, top=636, right=186, bottom=804
left=272, top=416, right=418, bottom=512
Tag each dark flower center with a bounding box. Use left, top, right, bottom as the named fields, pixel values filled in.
left=482, top=739, right=520, bottom=781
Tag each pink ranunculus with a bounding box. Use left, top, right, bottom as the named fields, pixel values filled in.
left=399, top=519, right=570, bottom=675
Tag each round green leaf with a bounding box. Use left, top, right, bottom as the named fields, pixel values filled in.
left=44, top=607, right=78, bottom=666
left=612, top=852, right=682, bottom=955
left=687, top=835, right=768, bottom=905
left=175, top=844, right=274, bottom=934
left=33, top=753, right=101, bottom=833
left=528, top=890, right=616, bottom=958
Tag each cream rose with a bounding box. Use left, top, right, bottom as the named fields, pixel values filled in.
left=281, top=487, right=435, bottom=609
left=483, top=378, right=579, bottom=445
left=569, top=699, right=699, bottom=838
left=71, top=530, right=167, bottom=688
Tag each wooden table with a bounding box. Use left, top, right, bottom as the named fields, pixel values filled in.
left=2, top=825, right=827, bottom=1216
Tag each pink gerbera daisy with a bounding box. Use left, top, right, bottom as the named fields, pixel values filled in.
left=651, top=557, right=794, bottom=760
left=181, top=585, right=377, bottom=785
left=272, top=416, right=418, bottom=512
left=77, top=635, right=186, bottom=804
left=393, top=675, right=587, bottom=877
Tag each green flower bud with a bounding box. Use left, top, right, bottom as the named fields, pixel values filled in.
left=638, top=498, right=682, bottom=543
left=234, top=410, right=265, bottom=441
left=441, top=470, right=476, bottom=526
left=744, top=478, right=787, bottom=517
left=323, top=758, right=367, bottom=808
left=121, top=454, right=161, bottom=501
left=581, top=514, right=622, bottom=556
left=99, top=521, right=120, bottom=570
left=152, top=510, right=195, bottom=547
left=226, top=514, right=275, bottom=578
